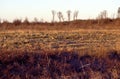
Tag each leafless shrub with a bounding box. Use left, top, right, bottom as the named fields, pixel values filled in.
left=117, top=7, right=120, bottom=18
left=96, top=10, right=109, bottom=24
left=57, top=11, right=64, bottom=22
left=13, top=19, right=22, bottom=26
left=2, top=20, right=9, bottom=24
left=51, top=10, right=56, bottom=23
left=23, top=17, right=29, bottom=25
left=97, top=10, right=108, bottom=20
left=73, top=10, right=79, bottom=20
left=67, top=10, right=71, bottom=21
left=34, top=17, right=38, bottom=23
left=0, top=19, right=1, bottom=24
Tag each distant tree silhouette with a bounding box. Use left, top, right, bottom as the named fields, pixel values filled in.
left=0, top=19, right=1, bottom=24
left=57, top=11, right=64, bottom=22
left=96, top=10, right=108, bottom=25
left=102, top=10, right=108, bottom=19
left=13, top=19, right=22, bottom=25
left=2, top=20, right=9, bottom=24
left=118, top=7, right=120, bottom=18
left=67, top=10, right=71, bottom=21
left=73, top=11, right=79, bottom=20
left=23, top=17, right=29, bottom=24
left=57, top=12, right=61, bottom=22
left=51, top=10, right=56, bottom=22
left=97, top=10, right=108, bottom=19
left=40, top=18, right=44, bottom=23
left=34, top=17, right=39, bottom=23
left=2, top=20, right=9, bottom=26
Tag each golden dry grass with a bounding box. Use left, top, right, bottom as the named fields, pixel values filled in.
left=1, top=19, right=120, bottom=79
left=0, top=29, right=120, bottom=56
left=0, top=18, right=120, bottom=31
left=0, top=29, right=120, bottom=79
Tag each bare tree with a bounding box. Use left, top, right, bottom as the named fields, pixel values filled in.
left=40, top=18, right=44, bottom=23
left=23, top=17, right=29, bottom=24
left=61, top=13, right=64, bottom=21
left=57, top=11, right=64, bottom=22
left=73, top=10, right=79, bottom=20
left=34, top=17, right=39, bottom=23
left=118, top=7, right=120, bottom=18
left=96, top=10, right=109, bottom=25
left=51, top=10, right=56, bottom=22
left=97, top=10, right=108, bottom=19
left=102, top=10, right=107, bottom=19
left=57, top=12, right=61, bottom=22
left=13, top=19, right=22, bottom=25
left=67, top=10, right=71, bottom=21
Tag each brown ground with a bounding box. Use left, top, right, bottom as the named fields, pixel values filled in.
left=0, top=50, right=120, bottom=79
left=0, top=19, right=120, bottom=79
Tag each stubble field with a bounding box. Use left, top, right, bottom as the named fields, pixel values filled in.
left=0, top=29, right=120, bottom=79
left=0, top=30, right=120, bottom=54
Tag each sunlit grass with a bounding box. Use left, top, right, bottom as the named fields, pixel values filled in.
left=0, top=29, right=120, bottom=78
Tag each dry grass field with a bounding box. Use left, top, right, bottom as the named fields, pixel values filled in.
left=0, top=29, right=120, bottom=79
left=0, top=29, right=120, bottom=54
left=0, top=19, right=120, bottom=79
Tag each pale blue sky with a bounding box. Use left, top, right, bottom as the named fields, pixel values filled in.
left=0, top=0, right=120, bottom=22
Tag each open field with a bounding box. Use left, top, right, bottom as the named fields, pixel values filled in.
left=0, top=29, right=120, bottom=79
left=0, top=29, right=120, bottom=55
left=1, top=0, right=120, bottom=78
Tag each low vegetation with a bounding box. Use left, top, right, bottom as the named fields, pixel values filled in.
left=1, top=6, right=120, bottom=79
left=0, top=29, right=120, bottom=79
left=0, top=17, right=120, bottom=79
left=0, top=18, right=120, bottom=31
left=0, top=50, right=120, bottom=79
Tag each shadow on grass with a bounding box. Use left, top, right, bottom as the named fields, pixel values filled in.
left=0, top=50, right=120, bottom=79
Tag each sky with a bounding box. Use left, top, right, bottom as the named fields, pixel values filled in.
left=0, top=0, right=120, bottom=22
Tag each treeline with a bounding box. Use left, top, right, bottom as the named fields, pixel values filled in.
left=0, top=8, right=120, bottom=30
left=0, top=18, right=120, bottom=26
left=0, top=18, right=120, bottom=31
left=0, top=7, right=120, bottom=24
